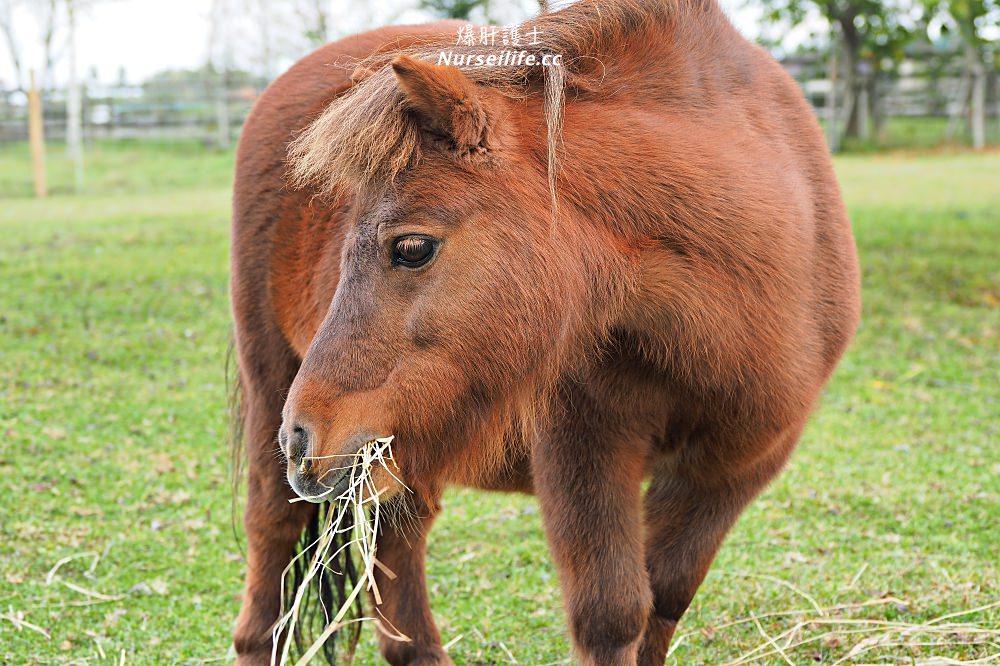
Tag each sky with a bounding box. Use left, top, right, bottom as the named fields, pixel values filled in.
left=0, top=0, right=764, bottom=89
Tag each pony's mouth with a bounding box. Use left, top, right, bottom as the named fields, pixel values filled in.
left=288, top=466, right=350, bottom=504
left=286, top=434, right=403, bottom=504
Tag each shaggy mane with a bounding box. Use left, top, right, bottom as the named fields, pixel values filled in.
left=286, top=0, right=718, bottom=198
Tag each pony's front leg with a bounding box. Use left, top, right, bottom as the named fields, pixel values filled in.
left=231, top=335, right=313, bottom=665
left=533, top=382, right=652, bottom=666
left=234, top=400, right=316, bottom=665
left=370, top=498, right=453, bottom=666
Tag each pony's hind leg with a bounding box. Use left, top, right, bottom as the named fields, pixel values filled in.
left=637, top=426, right=802, bottom=666
left=369, top=497, right=453, bottom=666
left=233, top=345, right=314, bottom=665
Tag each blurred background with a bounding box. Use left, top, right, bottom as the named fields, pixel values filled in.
left=0, top=0, right=998, bottom=198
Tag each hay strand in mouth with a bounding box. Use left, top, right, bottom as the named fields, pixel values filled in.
left=272, top=436, right=410, bottom=666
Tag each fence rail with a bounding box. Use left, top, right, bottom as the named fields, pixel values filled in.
left=0, top=59, right=997, bottom=148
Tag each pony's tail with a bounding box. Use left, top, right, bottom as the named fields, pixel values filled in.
left=227, top=337, right=249, bottom=558
left=226, top=337, right=247, bottom=556
left=284, top=502, right=364, bottom=664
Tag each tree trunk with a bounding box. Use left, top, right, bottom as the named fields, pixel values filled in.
left=827, top=35, right=840, bottom=152
left=0, top=4, right=25, bottom=91
left=842, top=56, right=860, bottom=138
left=66, top=0, right=84, bottom=190
left=40, top=0, right=58, bottom=89
left=312, top=0, right=329, bottom=44
left=995, top=71, right=1000, bottom=147
left=946, top=63, right=971, bottom=141
left=870, top=73, right=885, bottom=141
left=256, top=0, right=273, bottom=79
left=966, top=43, right=986, bottom=150
left=215, top=68, right=231, bottom=150
left=838, top=17, right=865, bottom=141
left=856, top=80, right=870, bottom=142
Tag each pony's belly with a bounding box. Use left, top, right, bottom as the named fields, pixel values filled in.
left=459, top=451, right=535, bottom=495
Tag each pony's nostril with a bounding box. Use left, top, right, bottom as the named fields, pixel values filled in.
left=286, top=424, right=311, bottom=468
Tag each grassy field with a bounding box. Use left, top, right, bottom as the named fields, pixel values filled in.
left=835, top=116, right=1000, bottom=153
left=0, top=141, right=997, bottom=665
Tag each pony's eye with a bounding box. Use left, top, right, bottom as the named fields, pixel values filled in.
left=392, top=236, right=438, bottom=268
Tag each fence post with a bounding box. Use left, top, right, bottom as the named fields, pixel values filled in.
left=28, top=69, right=47, bottom=198
left=827, top=40, right=840, bottom=152
left=969, top=49, right=986, bottom=151
left=66, top=0, right=85, bottom=189
left=214, top=67, right=231, bottom=150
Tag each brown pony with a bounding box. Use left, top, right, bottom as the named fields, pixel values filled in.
left=230, top=1, right=861, bottom=664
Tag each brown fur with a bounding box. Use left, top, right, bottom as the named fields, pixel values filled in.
left=230, top=2, right=860, bottom=664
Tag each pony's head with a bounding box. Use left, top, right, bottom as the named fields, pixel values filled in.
left=276, top=2, right=687, bottom=503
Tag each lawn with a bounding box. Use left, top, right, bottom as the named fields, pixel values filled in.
left=0, top=142, right=997, bottom=665
left=835, top=116, right=1000, bottom=152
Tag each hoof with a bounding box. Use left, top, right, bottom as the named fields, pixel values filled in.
left=409, top=656, right=455, bottom=666
left=386, top=647, right=456, bottom=666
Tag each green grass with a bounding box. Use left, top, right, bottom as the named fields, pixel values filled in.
left=844, top=116, right=1000, bottom=152
left=0, top=143, right=997, bottom=665
left=812, top=116, right=1000, bottom=152
left=0, top=140, right=235, bottom=199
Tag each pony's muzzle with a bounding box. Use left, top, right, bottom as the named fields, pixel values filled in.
left=281, top=423, right=381, bottom=503
left=279, top=421, right=329, bottom=503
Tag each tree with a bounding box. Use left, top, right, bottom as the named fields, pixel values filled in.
left=207, top=0, right=237, bottom=148
left=417, top=0, right=551, bottom=33
left=0, top=0, right=98, bottom=189
left=419, top=0, right=491, bottom=20
left=926, top=0, right=999, bottom=149
left=0, top=0, right=24, bottom=89
left=297, top=0, right=331, bottom=48
left=754, top=0, right=921, bottom=144
left=65, top=0, right=84, bottom=189
left=0, top=0, right=60, bottom=91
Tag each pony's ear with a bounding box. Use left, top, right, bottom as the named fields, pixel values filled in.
left=391, top=55, right=499, bottom=156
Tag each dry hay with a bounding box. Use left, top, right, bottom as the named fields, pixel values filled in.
left=272, top=436, right=408, bottom=666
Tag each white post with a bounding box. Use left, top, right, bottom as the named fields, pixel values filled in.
left=969, top=55, right=986, bottom=150
left=215, top=72, right=230, bottom=149
left=857, top=82, right=870, bottom=142
left=66, top=0, right=84, bottom=190
left=827, top=32, right=840, bottom=152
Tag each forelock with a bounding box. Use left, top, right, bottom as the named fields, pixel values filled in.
left=285, top=0, right=715, bottom=200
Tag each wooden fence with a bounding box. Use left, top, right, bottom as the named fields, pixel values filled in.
left=1, top=60, right=997, bottom=148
